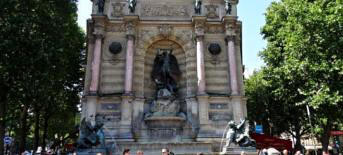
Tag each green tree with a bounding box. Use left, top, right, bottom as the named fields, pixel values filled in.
left=245, top=68, right=310, bottom=150
left=260, top=0, right=343, bottom=153
left=0, top=0, right=84, bottom=153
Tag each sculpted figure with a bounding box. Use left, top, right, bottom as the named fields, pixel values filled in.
left=97, top=0, right=105, bottom=14
left=151, top=49, right=181, bottom=96
left=128, top=0, right=137, bottom=13
left=224, top=0, right=232, bottom=15
left=77, top=118, right=105, bottom=149
left=223, top=119, right=255, bottom=150
left=194, top=0, right=202, bottom=14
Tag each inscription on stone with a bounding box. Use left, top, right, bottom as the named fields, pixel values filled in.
left=101, top=103, right=121, bottom=110
left=141, top=5, right=190, bottom=17
left=96, top=112, right=121, bottom=122
left=209, top=103, right=228, bottom=109
left=148, top=128, right=177, bottom=138
left=209, top=112, right=232, bottom=121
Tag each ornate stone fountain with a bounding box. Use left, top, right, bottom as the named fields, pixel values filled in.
left=144, top=49, right=186, bottom=140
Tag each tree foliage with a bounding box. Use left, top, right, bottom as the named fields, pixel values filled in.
left=0, top=0, right=85, bottom=153
left=245, top=69, right=310, bottom=150
left=246, top=0, right=343, bottom=152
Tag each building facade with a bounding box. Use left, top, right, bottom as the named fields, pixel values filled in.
left=82, top=0, right=246, bottom=154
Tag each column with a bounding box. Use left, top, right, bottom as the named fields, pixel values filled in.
left=124, top=35, right=135, bottom=94
left=193, top=17, right=207, bottom=95
left=196, top=35, right=206, bottom=95
left=89, top=33, right=103, bottom=93
left=227, top=35, right=239, bottom=95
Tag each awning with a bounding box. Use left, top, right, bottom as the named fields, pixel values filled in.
left=331, top=131, right=343, bottom=136
left=250, top=133, right=293, bottom=151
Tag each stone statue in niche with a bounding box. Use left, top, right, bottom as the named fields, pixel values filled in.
left=151, top=49, right=181, bottom=96
left=128, top=0, right=137, bottom=13
left=97, top=0, right=105, bottom=14
left=224, top=0, right=232, bottom=15
left=145, top=49, right=184, bottom=118
left=194, top=0, right=202, bottom=14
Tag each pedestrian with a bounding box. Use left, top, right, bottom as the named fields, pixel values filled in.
left=295, top=150, right=302, bottom=155
left=162, top=148, right=169, bottom=155
left=123, top=149, right=130, bottom=155
left=136, top=150, right=144, bottom=155
left=262, top=148, right=268, bottom=155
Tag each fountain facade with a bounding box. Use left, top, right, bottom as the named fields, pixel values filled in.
left=81, top=0, right=251, bottom=154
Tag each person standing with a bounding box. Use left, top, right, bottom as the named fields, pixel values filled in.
left=123, top=149, right=130, bottom=155
left=162, top=148, right=169, bottom=155
left=136, top=150, right=144, bottom=155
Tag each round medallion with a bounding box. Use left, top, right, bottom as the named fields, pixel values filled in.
left=208, top=43, right=221, bottom=55
left=109, top=42, right=122, bottom=55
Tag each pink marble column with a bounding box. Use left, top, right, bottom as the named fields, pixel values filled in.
left=227, top=36, right=239, bottom=95
left=89, top=34, right=103, bottom=93
left=124, top=35, right=135, bottom=94
left=196, top=36, right=206, bottom=95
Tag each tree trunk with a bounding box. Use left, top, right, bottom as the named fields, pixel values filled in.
left=294, top=126, right=302, bottom=151
left=294, top=135, right=302, bottom=151
left=33, top=109, right=40, bottom=152
left=321, top=123, right=332, bottom=155
left=0, top=87, right=7, bottom=155
left=42, top=113, right=50, bottom=152
left=19, top=104, right=29, bottom=153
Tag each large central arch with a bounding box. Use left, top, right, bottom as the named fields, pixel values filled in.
left=133, top=32, right=197, bottom=99
left=143, top=39, right=187, bottom=99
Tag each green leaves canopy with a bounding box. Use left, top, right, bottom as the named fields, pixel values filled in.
left=247, top=0, right=343, bottom=152
left=0, top=0, right=85, bottom=151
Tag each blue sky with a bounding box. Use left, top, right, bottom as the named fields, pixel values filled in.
left=77, top=0, right=276, bottom=76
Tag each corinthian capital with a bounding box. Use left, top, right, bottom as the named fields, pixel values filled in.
left=222, top=16, right=237, bottom=37
left=193, top=16, right=206, bottom=37
left=225, top=23, right=236, bottom=37
left=93, top=24, right=105, bottom=39
left=124, top=16, right=139, bottom=38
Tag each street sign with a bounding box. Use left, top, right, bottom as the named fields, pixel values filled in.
left=255, top=125, right=263, bottom=134
left=3, top=136, right=12, bottom=145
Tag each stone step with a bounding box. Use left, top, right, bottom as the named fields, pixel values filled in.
left=108, top=141, right=220, bottom=155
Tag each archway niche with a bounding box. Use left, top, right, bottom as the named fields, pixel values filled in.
left=143, top=39, right=187, bottom=100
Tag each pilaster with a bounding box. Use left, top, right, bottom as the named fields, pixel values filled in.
left=85, top=95, right=99, bottom=125
left=230, top=96, right=246, bottom=123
